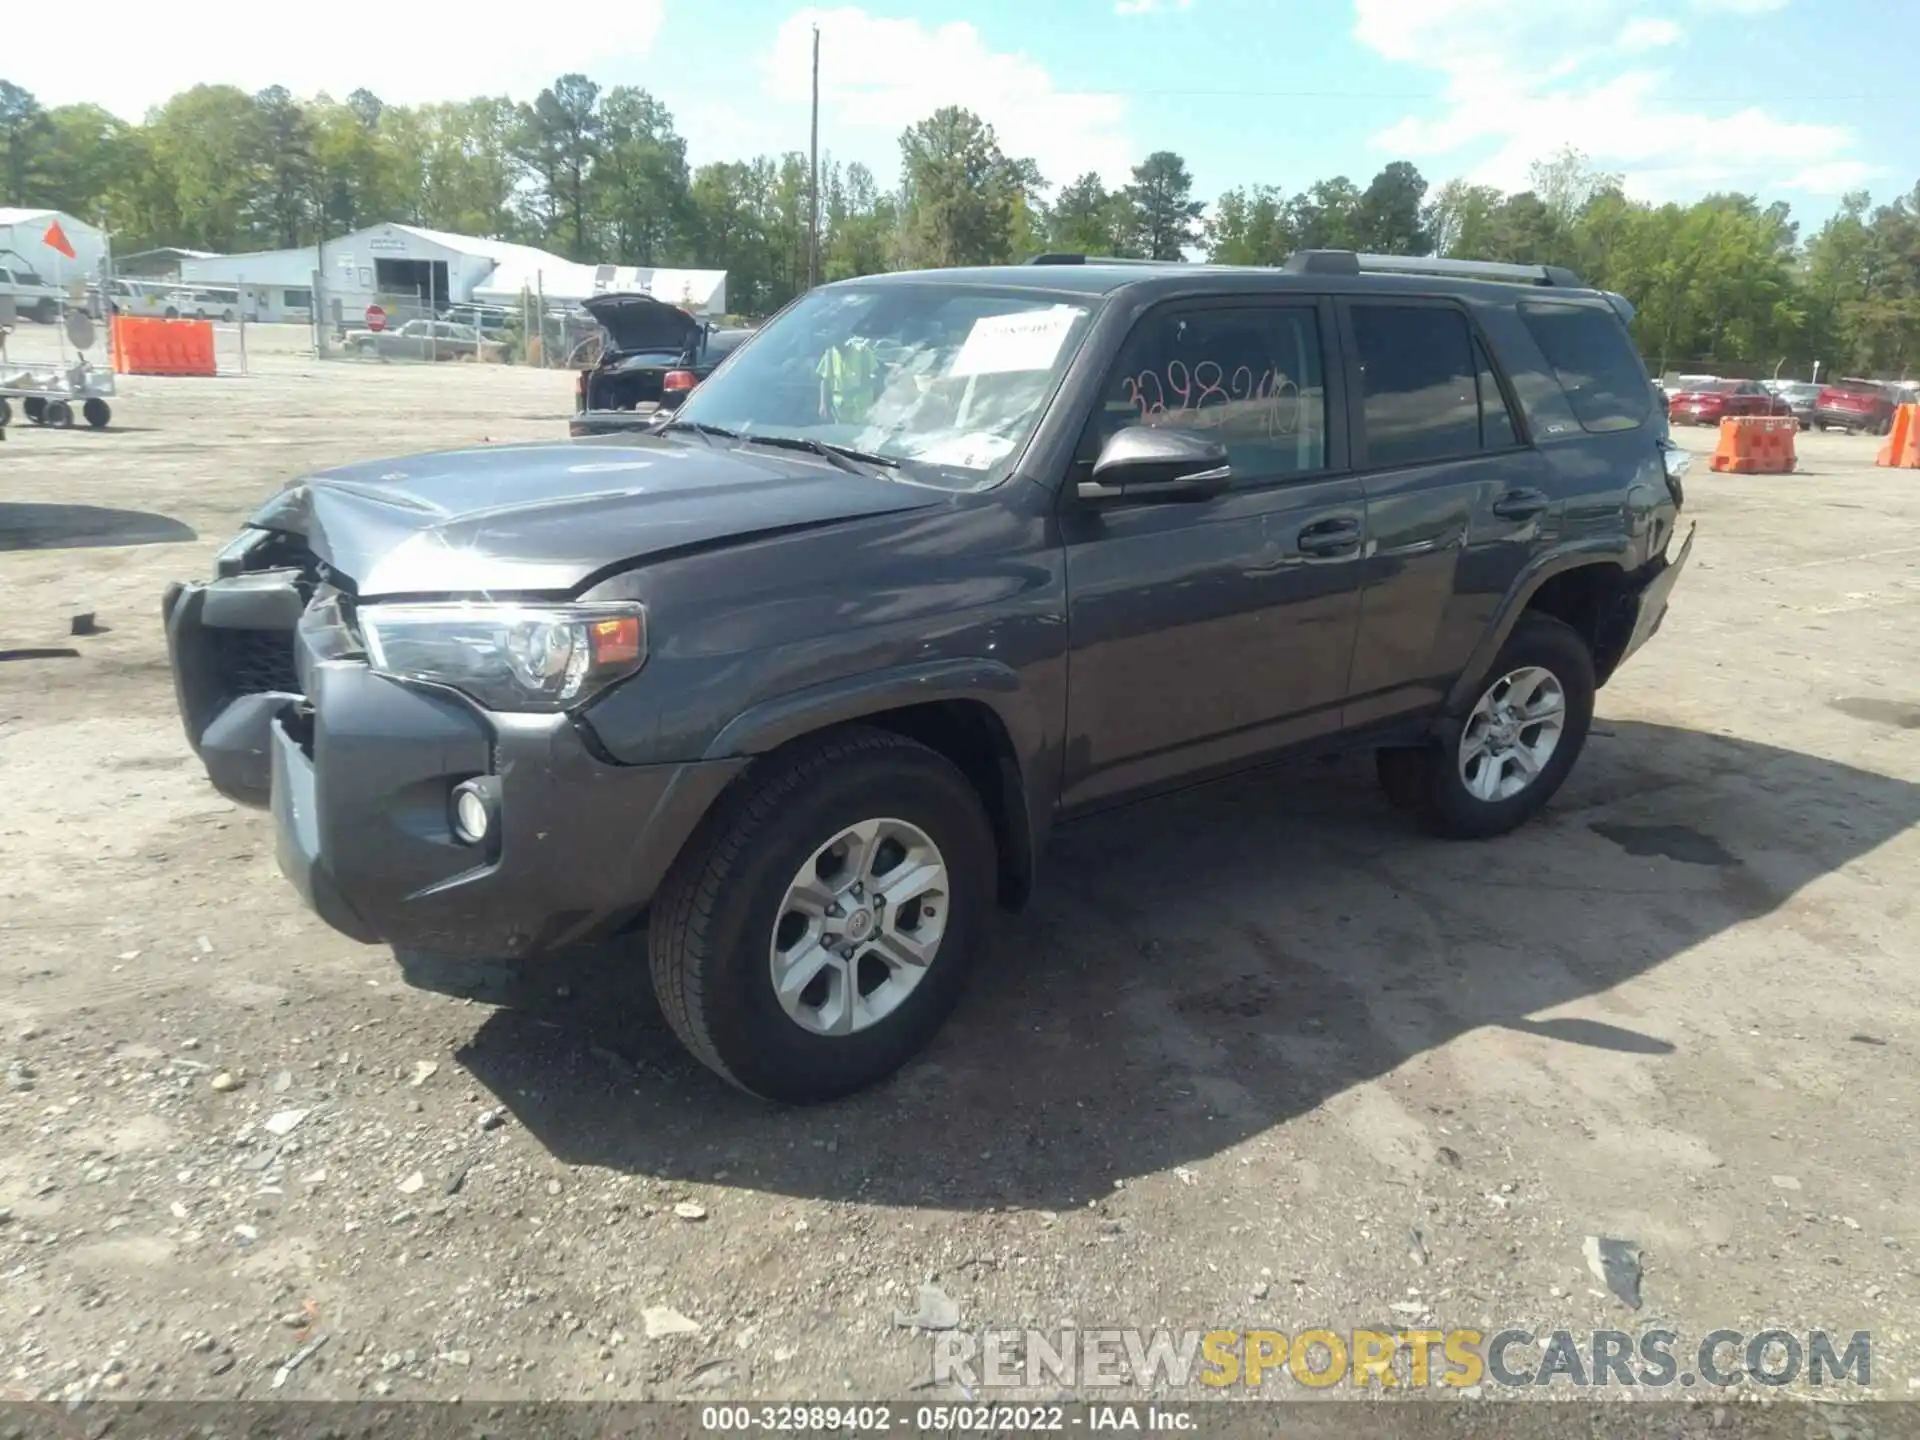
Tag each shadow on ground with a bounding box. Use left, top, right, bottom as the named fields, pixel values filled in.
left=455, top=719, right=1918, bottom=1211
left=0, top=503, right=197, bottom=551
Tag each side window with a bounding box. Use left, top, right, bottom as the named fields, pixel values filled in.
left=1082, top=303, right=1327, bottom=481
left=1350, top=304, right=1481, bottom=468
left=1517, top=301, right=1651, bottom=433
left=1475, top=337, right=1518, bottom=449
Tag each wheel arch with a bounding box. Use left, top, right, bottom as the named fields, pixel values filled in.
left=702, top=661, right=1048, bottom=910
left=1444, top=545, right=1636, bottom=712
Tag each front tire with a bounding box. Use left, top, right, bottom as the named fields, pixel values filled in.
left=1377, top=614, right=1596, bottom=840
left=648, top=726, right=996, bottom=1104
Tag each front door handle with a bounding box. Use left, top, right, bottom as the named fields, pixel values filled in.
left=1297, top=516, right=1362, bottom=557
left=1492, top=487, right=1550, bottom=521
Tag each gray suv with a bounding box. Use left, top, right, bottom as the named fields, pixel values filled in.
left=163, top=251, right=1693, bottom=1103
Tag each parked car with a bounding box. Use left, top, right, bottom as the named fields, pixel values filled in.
left=1774, top=381, right=1821, bottom=430
left=441, top=303, right=514, bottom=338
left=349, top=319, right=504, bottom=363
left=1813, top=378, right=1899, bottom=434
left=161, top=248, right=1691, bottom=1103
left=1665, top=378, right=1792, bottom=426
left=570, top=293, right=756, bottom=435
left=0, top=256, right=63, bottom=323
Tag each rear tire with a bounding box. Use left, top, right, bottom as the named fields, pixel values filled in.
left=45, top=400, right=73, bottom=428
left=23, top=396, right=47, bottom=424
left=1377, top=614, right=1596, bottom=840
left=648, top=726, right=996, bottom=1104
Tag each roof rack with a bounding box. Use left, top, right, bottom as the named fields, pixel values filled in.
left=1025, top=253, right=1174, bottom=267
left=1282, top=249, right=1586, bottom=288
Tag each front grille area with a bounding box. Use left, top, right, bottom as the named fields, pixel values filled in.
left=215, top=627, right=300, bottom=697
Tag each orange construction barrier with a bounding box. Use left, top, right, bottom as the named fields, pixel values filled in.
left=1708, top=415, right=1798, bottom=474
left=110, top=314, right=217, bottom=378
left=1876, top=404, right=1920, bottom=468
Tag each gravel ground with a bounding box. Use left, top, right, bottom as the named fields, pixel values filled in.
left=2, top=356, right=1918, bottom=1422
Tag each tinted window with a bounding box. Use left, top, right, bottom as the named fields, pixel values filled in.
left=1518, top=301, right=1651, bottom=433
left=1084, top=304, right=1327, bottom=480
left=1475, top=337, right=1518, bottom=449
left=1351, top=304, right=1481, bottom=467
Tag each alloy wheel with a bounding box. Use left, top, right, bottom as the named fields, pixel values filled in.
left=768, top=817, right=950, bottom=1037
left=1457, top=665, right=1567, bottom=803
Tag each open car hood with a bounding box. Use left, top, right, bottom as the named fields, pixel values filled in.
left=582, top=292, right=705, bottom=355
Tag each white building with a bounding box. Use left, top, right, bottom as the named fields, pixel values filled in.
left=0, top=207, right=108, bottom=285
left=178, top=222, right=726, bottom=325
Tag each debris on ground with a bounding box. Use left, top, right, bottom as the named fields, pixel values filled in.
left=1584, top=1236, right=1644, bottom=1310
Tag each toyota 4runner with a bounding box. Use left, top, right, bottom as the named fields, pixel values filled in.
left=162, top=250, right=1693, bottom=1104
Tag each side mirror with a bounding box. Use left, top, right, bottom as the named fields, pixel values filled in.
left=1078, top=425, right=1231, bottom=503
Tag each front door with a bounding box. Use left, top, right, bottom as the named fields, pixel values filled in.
left=1059, top=297, right=1367, bottom=810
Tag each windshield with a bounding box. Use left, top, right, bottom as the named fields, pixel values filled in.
left=671, top=282, right=1098, bottom=488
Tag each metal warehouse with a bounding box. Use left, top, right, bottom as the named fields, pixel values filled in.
left=177, top=223, right=726, bottom=326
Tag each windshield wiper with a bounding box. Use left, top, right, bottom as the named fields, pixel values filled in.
left=740, top=434, right=900, bottom=474
left=657, top=419, right=738, bottom=445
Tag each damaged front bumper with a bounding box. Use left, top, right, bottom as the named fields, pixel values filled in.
left=161, top=562, right=744, bottom=959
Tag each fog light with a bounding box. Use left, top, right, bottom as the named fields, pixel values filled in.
left=451, top=781, right=493, bottom=845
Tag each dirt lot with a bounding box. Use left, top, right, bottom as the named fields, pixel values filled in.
left=2, top=357, right=1918, bottom=1417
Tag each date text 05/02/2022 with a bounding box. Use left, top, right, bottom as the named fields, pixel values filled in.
left=698, top=1404, right=1196, bottom=1432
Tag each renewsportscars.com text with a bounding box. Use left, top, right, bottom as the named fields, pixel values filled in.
left=932, top=1327, right=1873, bottom=1391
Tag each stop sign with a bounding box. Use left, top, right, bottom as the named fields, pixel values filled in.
left=365, top=304, right=388, bottom=333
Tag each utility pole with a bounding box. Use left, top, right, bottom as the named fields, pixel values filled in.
left=807, top=22, right=820, bottom=291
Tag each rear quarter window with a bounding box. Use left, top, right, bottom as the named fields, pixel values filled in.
left=1518, top=301, right=1652, bottom=433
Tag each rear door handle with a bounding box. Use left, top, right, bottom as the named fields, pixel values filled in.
left=1297, top=516, right=1362, bottom=557
left=1492, top=488, right=1550, bottom=521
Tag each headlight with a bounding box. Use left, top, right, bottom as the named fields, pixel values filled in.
left=359, top=602, right=647, bottom=712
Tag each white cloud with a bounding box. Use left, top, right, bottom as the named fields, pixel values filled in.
left=9, top=0, right=665, bottom=119
left=1620, top=17, right=1682, bottom=50
left=680, top=6, right=1134, bottom=193
left=1353, top=0, right=1870, bottom=200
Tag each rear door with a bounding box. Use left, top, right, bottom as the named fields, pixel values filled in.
left=1059, top=295, right=1368, bottom=809
left=1340, top=298, right=1549, bottom=726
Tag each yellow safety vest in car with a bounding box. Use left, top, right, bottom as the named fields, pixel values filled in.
left=816, top=340, right=879, bottom=424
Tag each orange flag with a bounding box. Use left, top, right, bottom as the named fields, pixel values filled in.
left=44, top=220, right=77, bottom=260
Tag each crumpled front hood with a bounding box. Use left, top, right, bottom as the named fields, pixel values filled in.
left=248, top=436, right=942, bottom=598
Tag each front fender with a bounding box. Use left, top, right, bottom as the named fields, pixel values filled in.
left=1442, top=538, right=1631, bottom=714
left=703, top=658, right=1050, bottom=910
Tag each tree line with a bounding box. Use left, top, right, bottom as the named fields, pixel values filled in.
left=3, top=74, right=1917, bottom=376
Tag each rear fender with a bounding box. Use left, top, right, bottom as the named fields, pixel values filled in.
left=1442, top=541, right=1632, bottom=713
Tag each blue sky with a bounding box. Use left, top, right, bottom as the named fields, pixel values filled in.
left=18, top=0, right=1915, bottom=229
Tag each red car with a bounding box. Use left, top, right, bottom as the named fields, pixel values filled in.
left=1812, top=378, right=1899, bottom=435
left=1666, top=378, right=1793, bottom=426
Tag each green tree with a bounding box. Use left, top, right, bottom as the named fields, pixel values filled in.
left=897, top=107, right=1021, bottom=269
left=1204, top=185, right=1295, bottom=265
left=35, top=104, right=131, bottom=222
left=1123, top=150, right=1203, bottom=260
left=594, top=87, right=689, bottom=263
left=0, top=79, right=50, bottom=205
left=822, top=160, right=897, bottom=280
left=1351, top=161, right=1431, bottom=254
left=143, top=85, right=269, bottom=252
left=1047, top=172, right=1127, bottom=256
left=1425, top=179, right=1504, bottom=258
left=252, top=86, right=318, bottom=246
left=518, top=74, right=602, bottom=255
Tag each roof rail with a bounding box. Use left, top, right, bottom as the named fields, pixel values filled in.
left=1282, top=249, right=1587, bottom=288
left=1025, top=253, right=1173, bottom=267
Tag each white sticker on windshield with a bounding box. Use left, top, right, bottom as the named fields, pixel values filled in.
left=909, top=433, right=1017, bottom=469
left=948, top=306, right=1080, bottom=378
